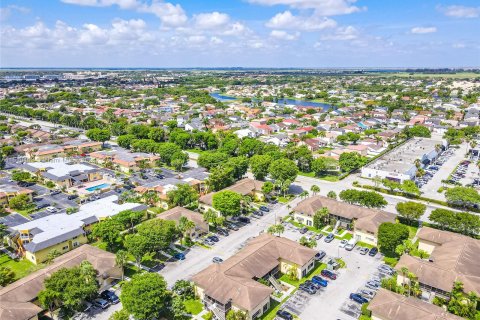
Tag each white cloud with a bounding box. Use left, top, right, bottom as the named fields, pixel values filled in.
left=266, top=11, right=337, bottom=31
left=210, top=36, right=223, bottom=44
left=139, top=1, right=187, bottom=27
left=194, top=12, right=230, bottom=29
left=61, top=0, right=139, bottom=9
left=438, top=5, right=480, bottom=18
left=410, top=26, right=437, bottom=34
left=270, top=30, right=299, bottom=40
left=452, top=43, right=466, bottom=48
left=0, top=5, right=30, bottom=21
left=247, top=0, right=365, bottom=16
left=320, top=25, right=359, bottom=40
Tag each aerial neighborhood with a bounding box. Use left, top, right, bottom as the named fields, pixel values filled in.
left=0, top=70, right=479, bottom=320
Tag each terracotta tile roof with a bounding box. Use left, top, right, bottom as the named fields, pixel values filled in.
left=156, top=206, right=208, bottom=233
left=199, top=178, right=264, bottom=207
left=368, top=289, right=463, bottom=320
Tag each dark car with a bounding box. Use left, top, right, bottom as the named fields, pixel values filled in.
left=259, top=206, right=270, bottom=212
left=19, top=181, right=35, bottom=187
left=208, top=235, right=219, bottom=242
left=269, top=199, right=278, bottom=204
left=350, top=293, right=368, bottom=304
left=321, top=269, right=337, bottom=280
left=36, top=203, right=49, bottom=210
left=311, top=275, right=328, bottom=287
left=324, top=233, right=334, bottom=243
left=304, top=280, right=321, bottom=290
left=315, top=250, right=326, bottom=261
left=276, top=310, right=293, bottom=320
left=368, top=247, right=378, bottom=257
left=299, top=283, right=316, bottom=294
left=252, top=210, right=263, bottom=217
left=100, top=290, right=120, bottom=304
left=50, top=190, right=61, bottom=195
left=174, top=253, right=185, bottom=260
left=315, top=233, right=323, bottom=240
left=212, top=257, right=223, bottom=263
left=217, top=228, right=229, bottom=236
left=225, top=222, right=239, bottom=231
left=67, top=194, right=78, bottom=200
left=299, top=227, right=308, bottom=234
left=237, top=216, right=250, bottom=224
left=93, top=298, right=110, bottom=309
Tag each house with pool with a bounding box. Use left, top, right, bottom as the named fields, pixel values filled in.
left=21, top=159, right=115, bottom=194
left=6, top=195, right=147, bottom=264
left=89, top=148, right=159, bottom=173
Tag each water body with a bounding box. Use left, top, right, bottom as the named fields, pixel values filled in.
left=210, top=93, right=334, bottom=111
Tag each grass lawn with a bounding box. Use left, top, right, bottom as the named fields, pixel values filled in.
left=279, top=262, right=326, bottom=287
left=289, top=220, right=322, bottom=233
left=124, top=265, right=142, bottom=278
left=0, top=253, right=44, bottom=281
left=338, top=232, right=353, bottom=240
left=406, top=225, right=419, bottom=239
left=258, top=299, right=281, bottom=320
left=185, top=149, right=203, bottom=154
left=383, top=256, right=399, bottom=267
left=202, top=312, right=213, bottom=320
left=184, top=299, right=203, bottom=315
left=298, top=171, right=340, bottom=182
left=357, top=241, right=375, bottom=249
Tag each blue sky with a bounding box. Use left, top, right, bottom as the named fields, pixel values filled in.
left=1, top=0, right=479, bottom=67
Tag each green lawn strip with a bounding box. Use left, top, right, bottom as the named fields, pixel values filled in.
left=406, top=225, right=419, bottom=239
left=0, top=253, right=44, bottom=280
left=202, top=312, right=213, bottom=320
left=258, top=299, right=281, bottom=320
left=357, top=241, right=375, bottom=249
left=338, top=232, right=353, bottom=240
left=279, top=262, right=326, bottom=287
left=383, top=256, right=399, bottom=267
left=184, top=298, right=203, bottom=315
left=124, top=265, right=143, bottom=278
left=298, top=171, right=340, bottom=181
left=289, top=220, right=323, bottom=233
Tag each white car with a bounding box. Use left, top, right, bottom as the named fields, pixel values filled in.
left=339, top=239, right=348, bottom=248
left=46, top=206, right=57, bottom=213
left=345, top=239, right=358, bottom=251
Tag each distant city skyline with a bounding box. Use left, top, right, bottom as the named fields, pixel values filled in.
left=1, top=0, right=479, bottom=68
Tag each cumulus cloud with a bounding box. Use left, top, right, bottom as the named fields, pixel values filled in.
left=0, top=5, right=30, bottom=21
left=270, top=30, right=299, bottom=40
left=138, top=1, right=187, bottom=27
left=410, top=26, right=437, bottom=34
left=437, top=5, right=480, bottom=18
left=61, top=0, right=140, bottom=9
left=266, top=10, right=336, bottom=31
left=247, top=0, right=365, bottom=16
left=194, top=12, right=230, bottom=29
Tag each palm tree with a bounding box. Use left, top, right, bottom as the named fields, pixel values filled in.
left=143, top=191, right=159, bottom=206
left=178, top=216, right=196, bottom=243
left=310, top=185, right=320, bottom=195
left=299, top=190, right=309, bottom=199
left=115, top=250, right=128, bottom=281
left=400, top=267, right=409, bottom=289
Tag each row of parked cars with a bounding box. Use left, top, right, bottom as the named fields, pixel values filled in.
left=416, top=148, right=454, bottom=188
left=81, top=289, right=120, bottom=313
left=349, top=264, right=395, bottom=306
left=449, top=160, right=471, bottom=184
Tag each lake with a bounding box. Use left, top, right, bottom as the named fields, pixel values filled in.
left=210, top=92, right=334, bottom=111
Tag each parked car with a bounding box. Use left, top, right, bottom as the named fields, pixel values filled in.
left=345, top=239, right=357, bottom=251
left=212, top=257, right=223, bottom=263
left=217, top=228, right=229, bottom=236
left=315, top=233, right=323, bottom=240
left=311, top=275, right=328, bottom=287
left=93, top=298, right=110, bottom=309
left=366, top=281, right=381, bottom=290
left=269, top=199, right=278, bottom=204
left=80, top=301, right=92, bottom=312
left=368, top=247, right=378, bottom=257
left=276, top=310, right=293, bottom=320
left=225, top=222, right=239, bottom=231
left=259, top=206, right=270, bottom=212
left=46, top=206, right=57, bottom=213
left=338, top=239, right=348, bottom=248
left=50, top=190, right=61, bottom=195
left=252, top=211, right=263, bottom=217
left=360, top=289, right=376, bottom=300
left=174, top=253, right=186, bottom=260
left=237, top=216, right=251, bottom=224
left=208, top=235, right=219, bottom=242
left=350, top=293, right=368, bottom=304
left=305, top=280, right=321, bottom=290
left=100, top=290, right=120, bottom=304
left=324, top=233, right=334, bottom=243
left=359, top=247, right=369, bottom=255
left=315, top=250, right=326, bottom=261
left=299, top=227, right=308, bottom=234
left=321, top=269, right=337, bottom=280
left=36, top=203, right=49, bottom=210
left=203, top=238, right=215, bottom=246
left=299, top=283, right=316, bottom=295
left=67, top=194, right=78, bottom=200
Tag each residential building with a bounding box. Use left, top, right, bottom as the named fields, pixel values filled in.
left=8, top=195, right=146, bottom=264
left=89, top=148, right=159, bottom=173
left=361, top=137, right=446, bottom=183
left=24, top=140, right=103, bottom=161
left=157, top=206, right=208, bottom=237
left=368, top=288, right=462, bottom=320
left=395, top=227, right=480, bottom=299
left=0, top=184, right=34, bottom=207
left=22, top=160, right=103, bottom=189
left=198, top=178, right=264, bottom=214
left=0, top=245, right=122, bottom=320
left=293, top=196, right=395, bottom=246
left=192, top=234, right=316, bottom=320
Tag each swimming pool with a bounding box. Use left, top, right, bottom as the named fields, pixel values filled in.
left=85, top=183, right=110, bottom=192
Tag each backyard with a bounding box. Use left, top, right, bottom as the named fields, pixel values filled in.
left=0, top=253, right=44, bottom=281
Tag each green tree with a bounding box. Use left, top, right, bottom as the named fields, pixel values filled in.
left=404, top=125, right=431, bottom=138
left=124, top=234, right=151, bottom=267
left=310, top=185, right=320, bottom=195
left=377, top=223, right=409, bottom=255
left=338, top=152, right=366, bottom=172
left=269, top=158, right=298, bottom=196
left=197, top=151, right=229, bottom=170
left=171, top=151, right=189, bottom=171
left=261, top=181, right=274, bottom=197
left=115, top=250, right=128, bottom=281
left=448, top=281, right=478, bottom=319
left=313, top=208, right=329, bottom=229
left=396, top=201, right=426, bottom=224
left=213, top=190, right=242, bottom=217
left=44, top=249, right=61, bottom=265
left=121, top=273, right=171, bottom=320
left=299, top=236, right=317, bottom=248
left=225, top=156, right=249, bottom=180
left=267, top=224, right=285, bottom=236
left=207, top=166, right=235, bottom=191
left=86, top=128, right=111, bottom=147
left=38, top=261, right=99, bottom=313
left=38, top=289, right=61, bottom=319
left=91, top=218, right=123, bottom=250
left=8, top=193, right=32, bottom=210
left=339, top=189, right=387, bottom=208
left=382, top=179, right=401, bottom=193
left=445, top=186, right=480, bottom=209
left=172, top=279, right=194, bottom=300
left=109, top=309, right=131, bottom=320
left=136, top=219, right=178, bottom=251
left=114, top=209, right=145, bottom=230
left=401, top=180, right=420, bottom=196
left=157, top=142, right=182, bottom=166
left=178, top=216, right=196, bottom=243
left=171, top=296, right=188, bottom=320
left=226, top=309, right=248, bottom=320
left=167, top=184, right=199, bottom=207
left=327, top=191, right=337, bottom=199
left=311, top=157, right=338, bottom=176
left=0, top=266, right=15, bottom=286
left=11, top=171, right=34, bottom=182
left=249, top=154, right=272, bottom=180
